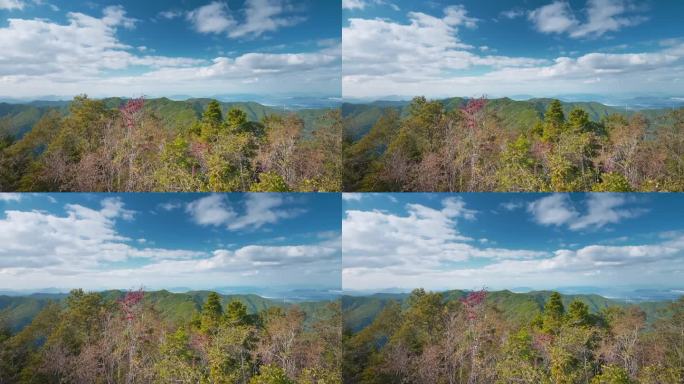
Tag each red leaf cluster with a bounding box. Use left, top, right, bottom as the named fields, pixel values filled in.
left=460, top=289, right=487, bottom=321
left=460, top=97, right=487, bottom=130
left=119, top=289, right=145, bottom=321
left=120, top=97, right=145, bottom=131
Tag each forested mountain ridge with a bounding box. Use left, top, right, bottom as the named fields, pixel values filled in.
left=343, top=97, right=668, bottom=140
left=1, top=289, right=341, bottom=383
left=0, top=289, right=336, bottom=333
left=343, top=96, right=684, bottom=192
left=0, top=97, right=334, bottom=139
left=344, top=288, right=684, bottom=383
left=0, top=96, right=342, bottom=192
left=342, top=289, right=672, bottom=333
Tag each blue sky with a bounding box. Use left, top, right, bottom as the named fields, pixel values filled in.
left=0, top=193, right=341, bottom=291
left=342, top=0, right=684, bottom=100
left=0, top=0, right=340, bottom=99
left=342, top=193, right=684, bottom=293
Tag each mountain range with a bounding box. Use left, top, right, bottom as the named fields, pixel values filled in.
left=0, top=290, right=337, bottom=333
left=0, top=97, right=337, bottom=139
left=343, top=289, right=676, bottom=333
left=342, top=97, right=676, bottom=141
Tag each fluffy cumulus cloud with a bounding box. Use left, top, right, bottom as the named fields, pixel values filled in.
left=343, top=197, right=546, bottom=278
left=342, top=1, right=684, bottom=98
left=0, top=3, right=340, bottom=98
left=343, top=5, right=544, bottom=84
left=528, top=0, right=648, bottom=39
left=196, top=243, right=340, bottom=271
left=186, top=194, right=306, bottom=230
left=0, top=197, right=340, bottom=290
left=480, top=233, right=684, bottom=285
left=342, top=195, right=683, bottom=291
left=186, top=1, right=235, bottom=34
left=527, top=193, right=646, bottom=230
left=186, top=0, right=306, bottom=38
left=0, top=198, right=203, bottom=271
left=342, top=194, right=684, bottom=290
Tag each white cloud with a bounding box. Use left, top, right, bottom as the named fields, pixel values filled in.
left=342, top=2, right=682, bottom=99
left=187, top=0, right=306, bottom=38
left=0, top=7, right=202, bottom=78
left=186, top=194, right=237, bottom=226
left=230, top=194, right=305, bottom=230
left=100, top=197, right=136, bottom=221
left=500, top=201, right=523, bottom=211
left=196, top=243, right=339, bottom=271
left=343, top=0, right=399, bottom=11
left=342, top=197, right=546, bottom=276
left=343, top=204, right=684, bottom=291
left=342, top=5, right=548, bottom=97
left=0, top=0, right=24, bottom=10
left=229, top=0, right=306, bottom=38
left=158, top=9, right=183, bottom=20
left=527, top=194, right=646, bottom=230
left=341, top=194, right=684, bottom=291
left=483, top=233, right=684, bottom=279
left=0, top=198, right=204, bottom=270
left=344, top=37, right=684, bottom=99
left=0, top=4, right=339, bottom=98
left=0, top=198, right=340, bottom=290
left=342, top=193, right=364, bottom=201
left=0, top=193, right=22, bottom=202
left=528, top=0, right=648, bottom=39
left=528, top=1, right=578, bottom=34
left=185, top=194, right=305, bottom=230
left=102, top=5, right=138, bottom=30
left=500, top=8, right=525, bottom=20
left=527, top=194, right=579, bottom=226
left=343, top=0, right=366, bottom=10
left=186, top=1, right=235, bottom=34
left=158, top=201, right=181, bottom=211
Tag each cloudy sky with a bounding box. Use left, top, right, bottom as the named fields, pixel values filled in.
left=0, top=193, right=341, bottom=291
left=0, top=0, right=340, bottom=98
left=342, top=0, right=684, bottom=99
left=343, top=193, right=684, bottom=292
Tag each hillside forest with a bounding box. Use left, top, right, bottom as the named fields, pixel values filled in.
left=0, top=289, right=341, bottom=384
left=0, top=97, right=341, bottom=192
left=343, top=97, right=684, bottom=192
left=343, top=289, right=684, bottom=384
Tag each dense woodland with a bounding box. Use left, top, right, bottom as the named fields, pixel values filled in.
left=343, top=97, right=684, bottom=192
left=0, top=290, right=341, bottom=384
left=0, top=97, right=342, bottom=192
left=343, top=289, right=684, bottom=384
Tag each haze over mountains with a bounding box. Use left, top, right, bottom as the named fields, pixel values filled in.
left=342, top=289, right=679, bottom=333
left=345, top=94, right=684, bottom=110
left=0, top=96, right=337, bottom=139
left=344, top=286, right=684, bottom=303
left=0, top=289, right=338, bottom=333
left=342, top=96, right=678, bottom=140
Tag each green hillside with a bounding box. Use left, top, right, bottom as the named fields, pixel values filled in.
left=0, top=103, right=69, bottom=138
left=342, top=289, right=672, bottom=332
left=0, top=98, right=333, bottom=139
left=342, top=97, right=668, bottom=140
left=0, top=290, right=335, bottom=333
